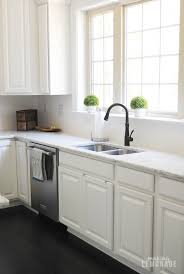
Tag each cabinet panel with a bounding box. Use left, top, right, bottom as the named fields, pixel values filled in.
left=0, top=0, right=3, bottom=92
left=115, top=186, right=153, bottom=270
left=48, top=1, right=69, bottom=94
left=38, top=3, right=49, bottom=94
left=37, top=1, right=70, bottom=95
left=2, top=0, right=31, bottom=93
left=0, top=140, right=17, bottom=199
left=59, top=151, right=114, bottom=180
left=16, top=141, right=30, bottom=204
left=83, top=175, right=113, bottom=249
left=158, top=177, right=184, bottom=203
left=59, top=167, right=83, bottom=231
left=156, top=199, right=184, bottom=274
left=116, top=166, right=154, bottom=192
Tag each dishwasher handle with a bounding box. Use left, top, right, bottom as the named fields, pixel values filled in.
left=27, top=147, right=56, bottom=156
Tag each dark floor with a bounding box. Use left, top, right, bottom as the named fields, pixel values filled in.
left=0, top=206, right=138, bottom=274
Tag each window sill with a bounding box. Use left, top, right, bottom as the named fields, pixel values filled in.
left=72, top=111, right=184, bottom=125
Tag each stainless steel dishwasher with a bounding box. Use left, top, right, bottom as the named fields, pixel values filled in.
left=29, top=142, right=59, bottom=221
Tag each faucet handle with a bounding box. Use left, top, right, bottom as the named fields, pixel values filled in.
left=129, top=130, right=134, bottom=142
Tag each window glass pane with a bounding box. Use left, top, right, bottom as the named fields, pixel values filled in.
left=90, top=10, right=114, bottom=108
left=104, top=37, right=113, bottom=60
left=126, top=59, right=142, bottom=84
left=126, top=85, right=142, bottom=108
left=103, top=85, right=113, bottom=106
left=161, top=26, right=180, bottom=55
left=143, top=0, right=160, bottom=30
left=142, top=57, right=160, bottom=84
left=104, top=61, right=113, bottom=84
left=160, top=85, right=178, bottom=112
left=104, top=12, right=114, bottom=37
left=125, top=1, right=180, bottom=113
left=126, top=4, right=142, bottom=32
left=161, top=0, right=180, bottom=27
left=160, top=56, right=179, bottom=84
left=143, top=29, right=160, bottom=57
left=92, top=85, right=104, bottom=106
left=142, top=85, right=159, bottom=110
left=92, top=62, right=103, bottom=84
left=92, top=15, right=103, bottom=38
left=93, top=39, right=103, bottom=61
left=127, top=32, right=142, bottom=58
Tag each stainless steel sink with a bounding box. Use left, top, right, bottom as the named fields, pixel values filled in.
left=104, top=148, right=140, bottom=155
left=77, top=143, right=120, bottom=152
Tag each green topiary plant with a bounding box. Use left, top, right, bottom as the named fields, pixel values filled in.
left=84, top=95, right=99, bottom=106
left=130, top=96, right=148, bottom=109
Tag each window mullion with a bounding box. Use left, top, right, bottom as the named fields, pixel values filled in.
left=114, top=6, right=123, bottom=106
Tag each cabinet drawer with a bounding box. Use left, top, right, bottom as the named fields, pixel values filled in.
left=59, top=151, right=114, bottom=180
left=159, top=177, right=184, bottom=202
left=116, top=166, right=154, bottom=192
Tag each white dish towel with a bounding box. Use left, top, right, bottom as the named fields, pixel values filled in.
left=0, top=194, right=9, bottom=208
left=31, top=148, right=46, bottom=181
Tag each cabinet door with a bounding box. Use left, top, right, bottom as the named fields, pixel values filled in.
left=48, top=1, right=70, bottom=95
left=0, top=140, right=17, bottom=199
left=156, top=199, right=184, bottom=274
left=83, top=175, right=113, bottom=249
left=0, top=0, right=3, bottom=93
left=115, top=186, right=153, bottom=270
left=1, top=0, right=31, bottom=94
left=16, top=141, right=30, bottom=204
left=38, top=3, right=49, bottom=94
left=59, top=167, right=83, bottom=232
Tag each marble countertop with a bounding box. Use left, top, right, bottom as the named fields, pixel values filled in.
left=1, top=130, right=184, bottom=181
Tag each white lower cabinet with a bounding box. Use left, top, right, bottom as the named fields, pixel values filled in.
left=59, top=167, right=83, bottom=232
left=156, top=199, right=184, bottom=274
left=0, top=140, right=17, bottom=199
left=59, top=166, right=113, bottom=249
left=83, top=175, right=113, bottom=249
left=59, top=154, right=184, bottom=274
left=16, top=141, right=30, bottom=205
left=115, top=185, right=153, bottom=270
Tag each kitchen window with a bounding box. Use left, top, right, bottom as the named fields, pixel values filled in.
left=87, top=0, right=183, bottom=116
left=88, top=9, right=114, bottom=108
left=125, top=0, right=180, bottom=113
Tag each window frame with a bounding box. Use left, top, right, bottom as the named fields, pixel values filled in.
left=87, top=4, right=122, bottom=111
left=86, top=0, right=184, bottom=118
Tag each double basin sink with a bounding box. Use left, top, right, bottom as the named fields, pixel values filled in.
left=77, top=143, right=141, bottom=156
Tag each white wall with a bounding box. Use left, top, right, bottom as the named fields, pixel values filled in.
left=0, top=96, right=38, bottom=130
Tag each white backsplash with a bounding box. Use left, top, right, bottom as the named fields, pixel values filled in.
left=1, top=95, right=184, bottom=155
left=0, top=96, right=38, bottom=130
left=37, top=96, right=184, bottom=155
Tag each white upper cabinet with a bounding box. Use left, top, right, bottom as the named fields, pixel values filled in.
left=37, top=0, right=70, bottom=95
left=0, top=0, right=70, bottom=95
left=0, top=0, right=39, bottom=94
left=1, top=0, right=32, bottom=94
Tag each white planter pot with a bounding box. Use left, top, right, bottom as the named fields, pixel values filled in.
left=87, top=106, right=97, bottom=113
left=135, top=108, right=147, bottom=118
